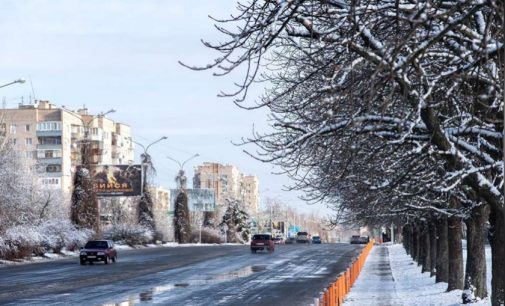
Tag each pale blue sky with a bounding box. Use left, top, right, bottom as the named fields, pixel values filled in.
left=0, top=0, right=331, bottom=215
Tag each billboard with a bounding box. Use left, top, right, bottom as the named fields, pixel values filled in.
left=170, top=188, right=215, bottom=212
left=83, top=164, right=142, bottom=197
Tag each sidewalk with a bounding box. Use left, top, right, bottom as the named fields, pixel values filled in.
left=343, top=244, right=402, bottom=306
left=342, top=244, right=491, bottom=306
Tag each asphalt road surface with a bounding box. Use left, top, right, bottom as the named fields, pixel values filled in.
left=0, top=243, right=363, bottom=306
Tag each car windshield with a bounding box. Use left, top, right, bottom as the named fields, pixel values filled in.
left=85, top=241, right=108, bottom=249
left=252, top=235, right=270, bottom=240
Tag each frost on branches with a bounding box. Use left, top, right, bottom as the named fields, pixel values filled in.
left=0, top=139, right=91, bottom=260
left=192, top=0, right=504, bottom=304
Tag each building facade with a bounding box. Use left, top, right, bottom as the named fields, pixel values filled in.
left=0, top=101, right=134, bottom=194
left=193, top=162, right=259, bottom=215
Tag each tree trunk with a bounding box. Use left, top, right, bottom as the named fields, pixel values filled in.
left=403, top=224, right=412, bottom=255
left=436, top=216, right=449, bottom=283
left=429, top=221, right=437, bottom=277
left=421, top=222, right=431, bottom=273
left=463, top=204, right=489, bottom=303
left=489, top=206, right=505, bottom=306
left=447, top=215, right=464, bottom=291
left=412, top=223, right=420, bottom=262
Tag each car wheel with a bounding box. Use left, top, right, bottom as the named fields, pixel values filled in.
left=251, top=249, right=256, bottom=254
left=80, top=260, right=86, bottom=265
left=104, top=256, right=109, bottom=264
left=112, top=255, right=116, bottom=263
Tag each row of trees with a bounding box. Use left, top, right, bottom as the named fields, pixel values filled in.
left=192, top=0, right=503, bottom=304
left=0, top=122, right=93, bottom=259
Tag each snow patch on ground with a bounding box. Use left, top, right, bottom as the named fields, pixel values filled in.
left=344, top=244, right=491, bottom=306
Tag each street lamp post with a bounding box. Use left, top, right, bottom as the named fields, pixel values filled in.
left=132, top=137, right=167, bottom=231
left=166, top=153, right=200, bottom=189
left=64, top=107, right=115, bottom=238
left=0, top=78, right=25, bottom=89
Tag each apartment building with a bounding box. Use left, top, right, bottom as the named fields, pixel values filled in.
left=0, top=100, right=134, bottom=193
left=193, top=162, right=259, bottom=215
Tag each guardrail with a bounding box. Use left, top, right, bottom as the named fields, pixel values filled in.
left=316, top=240, right=374, bottom=306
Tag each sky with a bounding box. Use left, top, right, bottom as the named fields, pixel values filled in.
left=0, top=0, right=332, bottom=215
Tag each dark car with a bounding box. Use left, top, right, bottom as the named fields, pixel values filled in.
left=250, top=234, right=275, bottom=253
left=80, top=240, right=117, bottom=265
left=350, top=235, right=361, bottom=244
left=284, top=237, right=296, bottom=244
left=273, top=237, right=284, bottom=245
left=312, top=236, right=322, bottom=244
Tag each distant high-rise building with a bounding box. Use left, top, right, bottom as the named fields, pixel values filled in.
left=193, top=162, right=259, bottom=215
left=0, top=100, right=134, bottom=194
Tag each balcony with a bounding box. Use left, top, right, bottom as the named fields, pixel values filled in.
left=37, top=157, right=62, bottom=164
left=36, top=130, right=62, bottom=137
left=43, top=171, right=62, bottom=177
left=37, top=143, right=62, bottom=150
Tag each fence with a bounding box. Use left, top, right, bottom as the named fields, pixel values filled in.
left=316, top=240, right=374, bottom=306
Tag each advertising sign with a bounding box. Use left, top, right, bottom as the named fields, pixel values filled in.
left=170, top=188, right=216, bottom=212
left=82, top=164, right=142, bottom=197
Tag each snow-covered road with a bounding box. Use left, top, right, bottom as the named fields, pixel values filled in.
left=0, top=243, right=363, bottom=305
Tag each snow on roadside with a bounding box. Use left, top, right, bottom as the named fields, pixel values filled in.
left=0, top=242, right=244, bottom=266
left=388, top=244, right=490, bottom=306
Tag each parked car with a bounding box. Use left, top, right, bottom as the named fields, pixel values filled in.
left=296, top=231, right=310, bottom=243
left=80, top=240, right=117, bottom=265
left=350, top=235, right=362, bottom=244
left=250, top=234, right=275, bottom=253
left=312, top=236, right=322, bottom=244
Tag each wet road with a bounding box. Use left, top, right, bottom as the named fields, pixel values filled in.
left=0, top=243, right=363, bottom=306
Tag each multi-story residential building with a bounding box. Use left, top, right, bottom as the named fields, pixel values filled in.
left=193, top=162, right=259, bottom=215
left=0, top=100, right=134, bottom=194
left=242, top=175, right=260, bottom=215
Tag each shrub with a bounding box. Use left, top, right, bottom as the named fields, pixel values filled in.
left=0, top=220, right=93, bottom=260
left=103, top=223, right=153, bottom=246
left=196, top=227, right=224, bottom=244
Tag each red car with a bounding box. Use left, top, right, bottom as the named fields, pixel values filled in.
left=250, top=234, right=275, bottom=253
left=80, top=240, right=117, bottom=265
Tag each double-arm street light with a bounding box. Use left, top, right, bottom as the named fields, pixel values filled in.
left=132, top=136, right=168, bottom=192
left=0, top=78, right=25, bottom=89
left=132, top=137, right=167, bottom=231
left=166, top=153, right=200, bottom=189
left=63, top=107, right=116, bottom=237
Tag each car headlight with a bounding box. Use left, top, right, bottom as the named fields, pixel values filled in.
left=80, top=251, right=87, bottom=255
left=97, top=252, right=105, bottom=255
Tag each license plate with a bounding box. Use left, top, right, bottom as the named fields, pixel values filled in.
left=87, top=256, right=96, bottom=258
left=256, top=243, right=264, bottom=246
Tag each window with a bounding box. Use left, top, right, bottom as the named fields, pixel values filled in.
left=40, top=178, right=60, bottom=185
left=25, top=138, right=32, bottom=146
left=9, top=138, right=17, bottom=145
left=25, top=124, right=30, bottom=132
left=46, top=164, right=62, bottom=172
left=37, top=149, right=62, bottom=159
left=10, top=124, right=16, bottom=134
left=36, top=121, right=61, bottom=131
left=38, top=137, right=61, bottom=145
left=25, top=151, right=34, bottom=158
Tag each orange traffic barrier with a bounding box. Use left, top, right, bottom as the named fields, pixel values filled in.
left=319, top=240, right=374, bottom=306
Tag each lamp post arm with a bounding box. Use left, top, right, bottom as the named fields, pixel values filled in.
left=132, top=140, right=147, bottom=155
left=145, top=136, right=167, bottom=153
left=166, top=155, right=183, bottom=169
left=181, top=154, right=200, bottom=170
